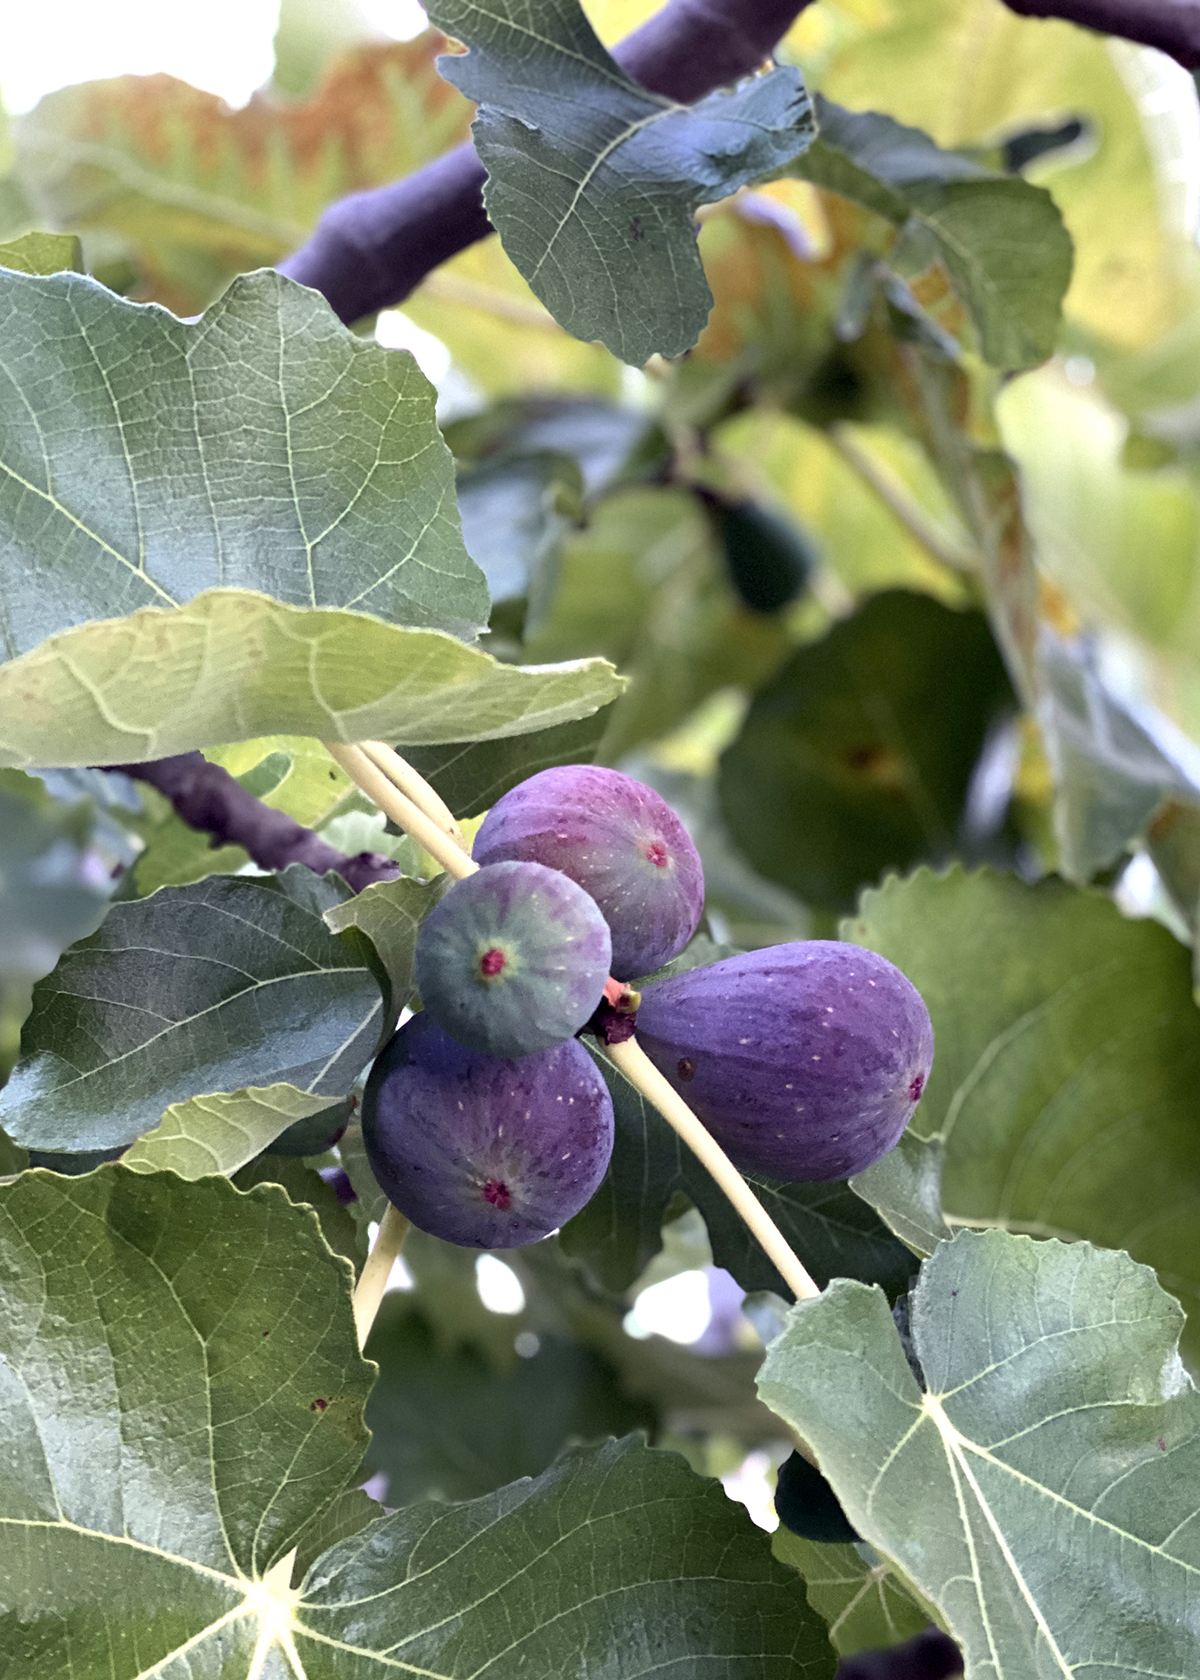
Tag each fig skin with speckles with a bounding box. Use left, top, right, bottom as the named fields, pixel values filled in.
left=635, top=941, right=933, bottom=1182
left=415, top=859, right=612, bottom=1057
left=362, top=1012, right=614, bottom=1247
left=472, top=765, right=704, bottom=980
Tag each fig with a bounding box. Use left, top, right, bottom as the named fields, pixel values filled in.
left=415, top=860, right=612, bottom=1057
left=362, top=1012, right=614, bottom=1247
left=699, top=490, right=815, bottom=615
left=472, top=765, right=704, bottom=980
left=773, top=1450, right=861, bottom=1544
left=635, top=941, right=933, bottom=1182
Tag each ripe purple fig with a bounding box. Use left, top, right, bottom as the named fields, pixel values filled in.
left=635, top=941, right=933, bottom=1182
left=362, top=1012, right=614, bottom=1247
left=472, top=765, right=704, bottom=980
left=415, top=860, right=612, bottom=1057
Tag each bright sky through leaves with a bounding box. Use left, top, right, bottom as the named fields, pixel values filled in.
left=0, top=0, right=429, bottom=112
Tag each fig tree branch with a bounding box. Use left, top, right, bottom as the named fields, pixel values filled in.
left=112, top=751, right=402, bottom=893
left=1000, top=0, right=1200, bottom=67
left=277, top=0, right=816, bottom=324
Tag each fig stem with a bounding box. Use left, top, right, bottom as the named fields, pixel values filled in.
left=353, top=1203, right=412, bottom=1349
left=324, top=743, right=478, bottom=881
left=359, top=741, right=467, bottom=849
left=606, top=1038, right=821, bottom=1303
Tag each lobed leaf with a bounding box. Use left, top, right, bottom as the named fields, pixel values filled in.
left=425, top=0, right=815, bottom=364
left=797, top=97, right=1072, bottom=369
left=0, top=588, right=624, bottom=769
left=0, top=267, right=486, bottom=659
left=12, top=37, right=473, bottom=313
left=0, top=867, right=381, bottom=1153
left=0, top=1164, right=837, bottom=1677
left=759, top=1229, right=1200, bottom=1677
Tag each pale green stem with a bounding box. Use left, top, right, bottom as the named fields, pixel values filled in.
left=353, top=1203, right=411, bottom=1350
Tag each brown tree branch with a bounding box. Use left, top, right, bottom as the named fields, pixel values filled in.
left=277, top=0, right=815, bottom=323
left=113, top=753, right=402, bottom=893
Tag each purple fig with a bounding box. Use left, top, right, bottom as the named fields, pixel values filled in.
left=635, top=941, right=933, bottom=1182
left=415, top=860, right=612, bottom=1057
left=472, top=766, right=704, bottom=981
left=362, top=1012, right=614, bottom=1247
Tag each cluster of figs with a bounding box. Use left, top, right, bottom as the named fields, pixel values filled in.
left=363, top=765, right=934, bottom=1250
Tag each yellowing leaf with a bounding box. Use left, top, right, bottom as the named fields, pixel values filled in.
left=14, top=34, right=472, bottom=312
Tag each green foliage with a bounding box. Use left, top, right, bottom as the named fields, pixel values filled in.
left=400, top=709, right=613, bottom=818
left=427, top=0, right=815, bottom=362
left=0, top=770, right=113, bottom=1088
left=0, top=867, right=380, bottom=1152
left=364, top=1292, right=655, bottom=1502
left=0, top=228, right=81, bottom=273
left=324, top=872, right=449, bottom=1034
left=6, top=7, right=1200, bottom=1670
left=123, top=1083, right=346, bottom=1177
left=772, top=1530, right=930, bottom=1658
left=0, top=268, right=486, bottom=655
left=796, top=97, right=1073, bottom=368
left=759, top=1229, right=1200, bottom=1675
left=0, top=590, right=624, bottom=768
left=12, top=36, right=472, bottom=311
left=719, top=592, right=1014, bottom=911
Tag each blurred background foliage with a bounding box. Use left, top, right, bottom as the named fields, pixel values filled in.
left=7, top=0, right=1200, bottom=1615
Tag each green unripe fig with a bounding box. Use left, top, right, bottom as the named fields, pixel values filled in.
left=699, top=490, right=815, bottom=614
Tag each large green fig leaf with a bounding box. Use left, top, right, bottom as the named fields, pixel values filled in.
left=759, top=1229, right=1200, bottom=1677
left=0, top=1166, right=837, bottom=1678
left=718, top=591, right=1014, bottom=912
left=425, top=0, right=815, bottom=365
left=845, top=866, right=1200, bottom=1356
left=0, top=867, right=381, bottom=1153
left=0, top=589, right=624, bottom=768
left=561, top=1045, right=917, bottom=1298
left=796, top=97, right=1072, bottom=369
left=0, top=1168, right=371, bottom=1597
left=0, top=267, right=486, bottom=654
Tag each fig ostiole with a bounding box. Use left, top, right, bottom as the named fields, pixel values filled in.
left=415, top=859, right=612, bottom=1057
left=634, top=941, right=933, bottom=1182
left=472, top=764, right=704, bottom=980
left=362, top=1012, right=615, bottom=1248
